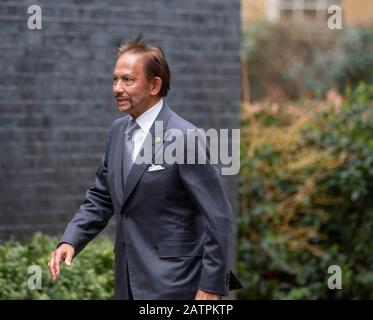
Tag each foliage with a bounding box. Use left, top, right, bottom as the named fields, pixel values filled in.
left=242, top=22, right=373, bottom=101
left=0, top=233, right=114, bottom=299
left=238, top=83, right=373, bottom=299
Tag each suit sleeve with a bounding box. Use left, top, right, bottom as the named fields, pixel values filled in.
left=58, top=124, right=115, bottom=256
left=178, top=130, right=234, bottom=296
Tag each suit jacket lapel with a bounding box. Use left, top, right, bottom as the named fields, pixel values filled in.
left=120, top=102, right=172, bottom=208
left=113, top=123, right=126, bottom=206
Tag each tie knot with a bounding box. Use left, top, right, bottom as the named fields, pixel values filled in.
left=125, top=118, right=140, bottom=135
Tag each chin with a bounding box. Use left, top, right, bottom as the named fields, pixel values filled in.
left=118, top=105, right=130, bottom=113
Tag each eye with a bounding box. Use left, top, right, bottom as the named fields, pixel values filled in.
left=123, top=76, right=134, bottom=85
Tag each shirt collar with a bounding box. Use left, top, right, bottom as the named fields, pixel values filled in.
left=131, top=98, right=163, bottom=134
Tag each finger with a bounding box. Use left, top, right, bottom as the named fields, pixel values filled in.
left=54, top=249, right=64, bottom=279
left=48, top=260, right=54, bottom=280
left=64, top=249, right=73, bottom=267
left=194, top=290, right=202, bottom=300
left=49, top=251, right=56, bottom=281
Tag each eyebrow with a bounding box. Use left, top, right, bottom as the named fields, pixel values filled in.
left=113, top=73, right=134, bottom=78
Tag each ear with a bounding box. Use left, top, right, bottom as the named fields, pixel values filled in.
left=150, top=77, right=162, bottom=96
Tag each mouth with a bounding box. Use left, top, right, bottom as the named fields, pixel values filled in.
left=116, top=96, right=131, bottom=104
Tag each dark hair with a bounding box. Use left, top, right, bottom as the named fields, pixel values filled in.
left=117, top=37, right=171, bottom=97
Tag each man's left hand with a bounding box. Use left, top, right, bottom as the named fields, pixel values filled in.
left=194, top=289, right=221, bottom=300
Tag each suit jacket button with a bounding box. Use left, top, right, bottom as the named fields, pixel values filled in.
left=122, top=215, right=127, bottom=220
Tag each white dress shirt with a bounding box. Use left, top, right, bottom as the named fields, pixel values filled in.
left=129, top=98, right=163, bottom=163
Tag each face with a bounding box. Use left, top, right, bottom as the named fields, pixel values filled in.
left=112, top=52, right=161, bottom=118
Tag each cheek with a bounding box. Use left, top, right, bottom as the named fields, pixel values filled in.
left=125, top=85, right=138, bottom=95
left=129, top=88, right=145, bottom=101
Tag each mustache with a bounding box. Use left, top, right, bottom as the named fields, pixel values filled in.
left=115, top=95, right=132, bottom=101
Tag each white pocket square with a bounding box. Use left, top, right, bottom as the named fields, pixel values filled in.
left=147, top=164, right=165, bottom=172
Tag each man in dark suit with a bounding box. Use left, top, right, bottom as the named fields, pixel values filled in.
left=48, top=38, right=242, bottom=300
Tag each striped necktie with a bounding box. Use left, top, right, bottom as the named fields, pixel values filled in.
left=122, top=118, right=140, bottom=187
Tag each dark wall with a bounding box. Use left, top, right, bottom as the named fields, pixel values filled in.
left=0, top=0, right=241, bottom=239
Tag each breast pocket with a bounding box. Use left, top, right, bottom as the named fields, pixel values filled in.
left=141, top=164, right=176, bottom=183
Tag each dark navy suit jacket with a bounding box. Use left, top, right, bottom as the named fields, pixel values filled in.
left=60, top=102, right=243, bottom=299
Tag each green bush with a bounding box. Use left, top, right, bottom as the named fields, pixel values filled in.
left=0, top=233, right=114, bottom=299
left=334, top=28, right=373, bottom=93
left=238, top=83, right=373, bottom=299
left=242, top=22, right=373, bottom=101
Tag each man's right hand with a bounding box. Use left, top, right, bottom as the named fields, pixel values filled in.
left=48, top=243, right=75, bottom=282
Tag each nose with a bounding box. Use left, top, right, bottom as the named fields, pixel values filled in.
left=113, top=80, right=124, bottom=95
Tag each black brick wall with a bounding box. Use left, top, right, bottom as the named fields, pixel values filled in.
left=0, top=0, right=241, bottom=240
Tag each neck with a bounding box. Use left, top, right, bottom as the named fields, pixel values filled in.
left=130, top=97, right=161, bottom=119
